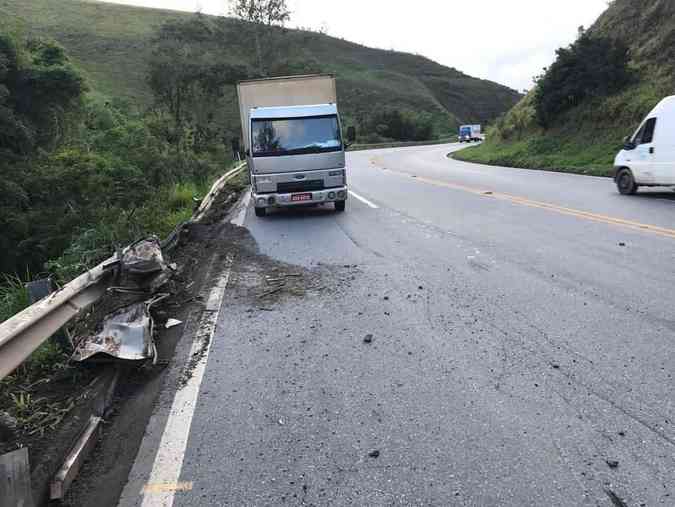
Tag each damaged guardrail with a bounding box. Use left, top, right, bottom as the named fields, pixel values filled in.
left=0, top=163, right=246, bottom=382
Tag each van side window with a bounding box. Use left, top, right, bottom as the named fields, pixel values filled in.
left=638, top=118, right=657, bottom=144
left=632, top=123, right=646, bottom=144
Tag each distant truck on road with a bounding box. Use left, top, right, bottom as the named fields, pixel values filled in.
left=459, top=124, right=482, bottom=143
left=614, top=95, right=675, bottom=195
left=237, top=74, right=353, bottom=217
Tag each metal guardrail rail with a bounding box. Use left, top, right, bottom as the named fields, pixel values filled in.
left=0, top=163, right=246, bottom=381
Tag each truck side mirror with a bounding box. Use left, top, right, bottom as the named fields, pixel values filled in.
left=623, top=136, right=636, bottom=151
left=347, top=126, right=357, bottom=144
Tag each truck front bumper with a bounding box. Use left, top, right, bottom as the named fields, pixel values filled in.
left=252, top=186, right=348, bottom=209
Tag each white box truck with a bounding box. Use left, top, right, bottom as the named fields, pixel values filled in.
left=614, top=95, right=675, bottom=194
left=237, top=74, right=353, bottom=217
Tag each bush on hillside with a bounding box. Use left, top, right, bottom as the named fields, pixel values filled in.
left=364, top=109, right=434, bottom=142
left=535, top=32, right=631, bottom=127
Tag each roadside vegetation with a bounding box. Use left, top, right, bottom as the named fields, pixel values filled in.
left=0, top=24, right=240, bottom=385
left=0, top=0, right=521, bottom=144
left=455, top=0, right=675, bottom=176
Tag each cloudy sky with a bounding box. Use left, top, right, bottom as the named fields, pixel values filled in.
left=102, top=0, right=608, bottom=91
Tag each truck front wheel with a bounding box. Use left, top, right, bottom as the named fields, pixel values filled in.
left=335, top=200, right=346, bottom=212
left=255, top=207, right=267, bottom=217
left=616, top=168, right=638, bottom=195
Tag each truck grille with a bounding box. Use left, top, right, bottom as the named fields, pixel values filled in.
left=277, top=180, right=325, bottom=193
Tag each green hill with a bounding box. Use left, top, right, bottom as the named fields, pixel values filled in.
left=456, top=0, right=675, bottom=176
left=0, top=0, right=521, bottom=139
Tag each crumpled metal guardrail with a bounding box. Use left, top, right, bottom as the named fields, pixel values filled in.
left=0, top=163, right=246, bottom=381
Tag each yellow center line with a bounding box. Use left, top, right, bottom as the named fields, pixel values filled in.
left=368, top=158, right=675, bottom=240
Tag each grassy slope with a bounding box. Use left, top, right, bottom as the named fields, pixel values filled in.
left=455, top=0, right=675, bottom=176
left=0, top=0, right=520, bottom=138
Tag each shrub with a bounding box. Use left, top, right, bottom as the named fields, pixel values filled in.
left=364, top=109, right=435, bottom=142
left=535, top=32, right=631, bottom=127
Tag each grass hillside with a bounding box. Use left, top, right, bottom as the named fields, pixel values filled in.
left=0, top=0, right=520, bottom=139
left=456, top=0, right=675, bottom=176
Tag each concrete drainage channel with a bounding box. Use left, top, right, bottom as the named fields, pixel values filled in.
left=0, top=164, right=247, bottom=507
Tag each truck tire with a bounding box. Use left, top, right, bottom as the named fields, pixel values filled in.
left=616, top=168, right=638, bottom=195
left=335, top=200, right=346, bottom=212
left=255, top=207, right=267, bottom=217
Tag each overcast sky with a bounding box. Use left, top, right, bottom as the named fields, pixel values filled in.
left=102, top=0, right=608, bottom=91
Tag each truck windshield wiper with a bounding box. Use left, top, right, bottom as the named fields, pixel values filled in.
left=272, top=145, right=340, bottom=156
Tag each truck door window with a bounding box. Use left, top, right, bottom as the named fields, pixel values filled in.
left=251, top=115, right=342, bottom=157
left=640, top=118, right=657, bottom=144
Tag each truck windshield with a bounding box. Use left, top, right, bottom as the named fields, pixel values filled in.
left=251, top=115, right=342, bottom=157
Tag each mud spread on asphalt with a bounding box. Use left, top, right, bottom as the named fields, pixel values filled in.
left=175, top=221, right=344, bottom=388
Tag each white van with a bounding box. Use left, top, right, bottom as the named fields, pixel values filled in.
left=614, top=96, right=675, bottom=194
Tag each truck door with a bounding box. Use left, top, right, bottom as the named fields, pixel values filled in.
left=631, top=118, right=657, bottom=183
left=650, top=117, right=675, bottom=185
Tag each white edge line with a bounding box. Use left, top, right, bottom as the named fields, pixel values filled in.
left=231, top=190, right=252, bottom=227
left=138, top=257, right=234, bottom=507
left=349, top=190, right=379, bottom=209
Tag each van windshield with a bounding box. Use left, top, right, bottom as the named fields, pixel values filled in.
left=251, top=115, right=342, bottom=157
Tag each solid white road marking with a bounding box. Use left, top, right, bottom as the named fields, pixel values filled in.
left=349, top=190, right=379, bottom=209
left=135, top=259, right=233, bottom=507
left=119, top=188, right=248, bottom=507
left=232, top=190, right=252, bottom=227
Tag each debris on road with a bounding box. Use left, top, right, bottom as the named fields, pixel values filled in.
left=72, top=295, right=168, bottom=363
left=0, top=411, right=18, bottom=441
left=111, top=237, right=172, bottom=294
left=165, top=319, right=183, bottom=329
left=257, top=271, right=308, bottom=300
left=604, top=488, right=629, bottom=507
left=606, top=459, right=620, bottom=469
left=363, top=334, right=374, bottom=344
left=368, top=450, right=380, bottom=458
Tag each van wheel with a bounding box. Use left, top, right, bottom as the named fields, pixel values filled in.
left=255, top=207, right=267, bottom=217
left=616, top=169, right=638, bottom=195
left=335, top=200, right=346, bottom=212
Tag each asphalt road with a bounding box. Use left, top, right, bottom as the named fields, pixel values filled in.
left=122, top=144, right=675, bottom=506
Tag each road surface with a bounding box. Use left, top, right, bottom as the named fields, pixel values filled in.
left=120, top=144, right=675, bottom=506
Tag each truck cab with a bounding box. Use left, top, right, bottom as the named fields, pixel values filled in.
left=237, top=75, right=350, bottom=217
left=248, top=104, right=348, bottom=216
left=459, top=124, right=482, bottom=143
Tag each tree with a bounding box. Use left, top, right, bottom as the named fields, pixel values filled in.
left=0, top=32, right=87, bottom=274
left=228, top=0, right=291, bottom=77
left=534, top=32, right=631, bottom=128
left=147, top=17, right=248, bottom=152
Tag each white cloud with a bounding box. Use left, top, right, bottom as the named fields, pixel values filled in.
left=100, top=0, right=608, bottom=90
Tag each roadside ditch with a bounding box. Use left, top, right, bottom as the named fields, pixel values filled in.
left=0, top=170, right=246, bottom=506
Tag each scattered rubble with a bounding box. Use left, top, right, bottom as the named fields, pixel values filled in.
left=165, top=319, right=183, bottom=329
left=72, top=295, right=168, bottom=363
left=72, top=236, right=178, bottom=364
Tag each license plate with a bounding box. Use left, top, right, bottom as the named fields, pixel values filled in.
left=291, top=193, right=313, bottom=202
